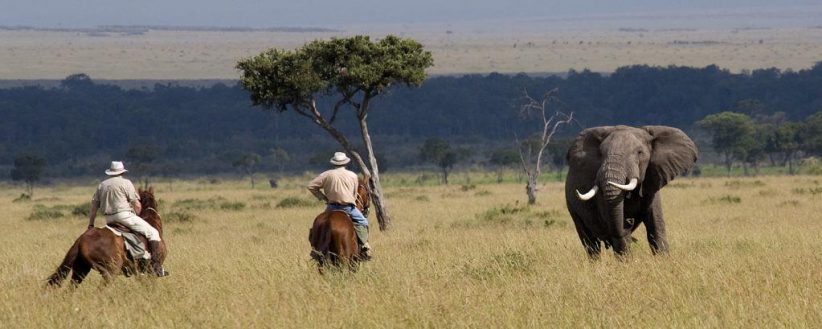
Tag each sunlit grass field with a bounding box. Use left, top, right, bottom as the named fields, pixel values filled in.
left=1, top=173, right=821, bottom=328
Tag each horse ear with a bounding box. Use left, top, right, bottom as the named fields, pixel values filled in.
left=642, top=126, right=698, bottom=193
left=567, top=126, right=613, bottom=179
left=149, top=186, right=154, bottom=194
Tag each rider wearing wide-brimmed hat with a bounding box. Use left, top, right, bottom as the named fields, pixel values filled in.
left=307, top=152, right=372, bottom=259
left=87, top=161, right=168, bottom=277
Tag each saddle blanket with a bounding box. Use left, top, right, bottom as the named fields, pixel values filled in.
left=105, top=226, right=151, bottom=260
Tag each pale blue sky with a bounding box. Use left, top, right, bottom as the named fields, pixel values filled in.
left=0, top=0, right=819, bottom=28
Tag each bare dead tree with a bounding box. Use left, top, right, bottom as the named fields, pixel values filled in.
left=517, top=88, right=575, bottom=205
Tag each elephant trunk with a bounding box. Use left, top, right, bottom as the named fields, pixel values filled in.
left=599, top=156, right=638, bottom=205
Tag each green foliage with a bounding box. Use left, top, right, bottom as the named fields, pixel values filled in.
left=219, top=202, right=246, bottom=211
left=27, top=205, right=65, bottom=220
left=276, top=197, right=317, bottom=208
left=487, top=147, right=520, bottom=167
left=800, top=112, right=822, bottom=155
left=791, top=187, right=822, bottom=195
left=4, top=65, right=822, bottom=177
left=10, top=153, right=46, bottom=196
left=237, top=35, right=434, bottom=111
left=698, top=112, right=759, bottom=173
left=724, top=180, right=766, bottom=189
left=165, top=211, right=196, bottom=223
left=420, top=137, right=467, bottom=184
left=705, top=195, right=742, bottom=204
left=171, top=197, right=245, bottom=211
left=460, top=204, right=565, bottom=228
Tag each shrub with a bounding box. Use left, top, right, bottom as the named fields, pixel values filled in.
left=276, top=197, right=316, bottom=208
left=724, top=180, right=765, bottom=189
left=219, top=202, right=246, bottom=211
left=165, top=211, right=195, bottom=223
left=27, top=205, right=65, bottom=220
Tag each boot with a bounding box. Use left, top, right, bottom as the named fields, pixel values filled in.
left=353, top=225, right=372, bottom=261
left=148, top=240, right=169, bottom=277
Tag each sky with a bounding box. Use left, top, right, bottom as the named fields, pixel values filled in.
left=1, top=0, right=820, bottom=28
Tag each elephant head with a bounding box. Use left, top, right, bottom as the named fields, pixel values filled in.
left=565, top=125, right=697, bottom=257
left=568, top=125, right=697, bottom=204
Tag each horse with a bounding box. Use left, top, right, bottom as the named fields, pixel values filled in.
left=308, top=175, right=371, bottom=273
left=46, top=187, right=167, bottom=286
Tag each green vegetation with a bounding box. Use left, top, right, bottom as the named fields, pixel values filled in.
left=276, top=196, right=317, bottom=208
left=2, top=64, right=822, bottom=179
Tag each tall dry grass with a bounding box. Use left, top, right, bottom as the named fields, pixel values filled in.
left=1, top=175, right=820, bottom=327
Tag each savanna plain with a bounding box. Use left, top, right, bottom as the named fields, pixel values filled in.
left=1, top=173, right=820, bottom=328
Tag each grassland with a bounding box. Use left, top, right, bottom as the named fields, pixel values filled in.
left=1, top=26, right=821, bottom=80
left=1, top=173, right=821, bottom=328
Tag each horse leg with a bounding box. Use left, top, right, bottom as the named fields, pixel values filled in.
left=70, top=259, right=91, bottom=285
left=47, top=238, right=82, bottom=287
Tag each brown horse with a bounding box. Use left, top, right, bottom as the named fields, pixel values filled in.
left=47, top=187, right=167, bottom=286
left=308, top=175, right=370, bottom=273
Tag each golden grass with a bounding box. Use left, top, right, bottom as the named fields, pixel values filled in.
left=1, top=27, right=821, bottom=79
left=1, top=174, right=821, bottom=327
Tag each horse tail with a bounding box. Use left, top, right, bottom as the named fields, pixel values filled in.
left=46, top=237, right=81, bottom=287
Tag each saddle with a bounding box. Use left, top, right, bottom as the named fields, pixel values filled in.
left=105, top=223, right=150, bottom=261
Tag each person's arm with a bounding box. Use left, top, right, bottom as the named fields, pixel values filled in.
left=307, top=173, right=328, bottom=202
left=132, top=199, right=142, bottom=216
left=88, top=201, right=98, bottom=229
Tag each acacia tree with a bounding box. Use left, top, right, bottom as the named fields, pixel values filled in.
left=237, top=35, right=433, bottom=230
left=419, top=137, right=460, bottom=185
left=232, top=152, right=261, bottom=188
left=697, top=112, right=757, bottom=176
left=126, top=144, right=159, bottom=189
left=517, top=89, right=574, bottom=205
left=11, top=153, right=46, bottom=197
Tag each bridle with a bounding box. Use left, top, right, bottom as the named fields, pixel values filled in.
left=355, top=181, right=371, bottom=217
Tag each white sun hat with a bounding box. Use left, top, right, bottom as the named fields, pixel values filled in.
left=105, top=161, right=128, bottom=176
left=330, top=152, right=351, bottom=166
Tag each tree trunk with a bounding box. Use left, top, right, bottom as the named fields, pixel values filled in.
left=526, top=174, right=537, bottom=205
left=442, top=166, right=449, bottom=185
left=357, top=106, right=391, bottom=231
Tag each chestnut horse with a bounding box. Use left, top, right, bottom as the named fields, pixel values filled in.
left=308, top=175, right=370, bottom=273
left=47, top=187, right=167, bottom=286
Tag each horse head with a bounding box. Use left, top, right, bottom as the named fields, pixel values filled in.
left=137, top=186, right=162, bottom=233
left=356, top=175, right=371, bottom=217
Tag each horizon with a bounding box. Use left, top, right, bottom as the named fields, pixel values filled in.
left=3, top=1, right=821, bottom=30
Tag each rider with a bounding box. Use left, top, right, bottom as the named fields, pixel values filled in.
left=87, top=161, right=169, bottom=277
left=307, top=152, right=372, bottom=260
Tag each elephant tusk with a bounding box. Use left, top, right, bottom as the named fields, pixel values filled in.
left=576, top=186, right=598, bottom=201
left=607, top=178, right=638, bottom=191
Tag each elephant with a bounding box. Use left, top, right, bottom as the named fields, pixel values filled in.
left=564, top=125, right=697, bottom=259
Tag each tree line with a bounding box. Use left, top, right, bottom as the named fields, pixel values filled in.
left=2, top=62, right=822, bottom=180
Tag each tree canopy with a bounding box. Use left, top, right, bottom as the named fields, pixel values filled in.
left=237, top=35, right=434, bottom=230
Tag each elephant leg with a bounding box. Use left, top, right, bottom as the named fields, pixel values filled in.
left=610, top=236, right=631, bottom=260
left=570, top=213, right=601, bottom=260
left=643, top=194, right=669, bottom=255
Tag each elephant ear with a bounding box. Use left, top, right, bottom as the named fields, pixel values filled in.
left=642, top=126, right=698, bottom=194
left=566, top=126, right=613, bottom=181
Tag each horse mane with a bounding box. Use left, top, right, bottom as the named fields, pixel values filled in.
left=137, top=186, right=162, bottom=234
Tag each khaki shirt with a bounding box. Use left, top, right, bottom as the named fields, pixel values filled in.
left=307, top=167, right=358, bottom=205
left=92, top=176, right=140, bottom=215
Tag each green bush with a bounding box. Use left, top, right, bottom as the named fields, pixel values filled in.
left=165, top=211, right=195, bottom=223
left=219, top=202, right=246, bottom=211
left=27, top=205, right=65, bottom=220
left=276, top=197, right=317, bottom=208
